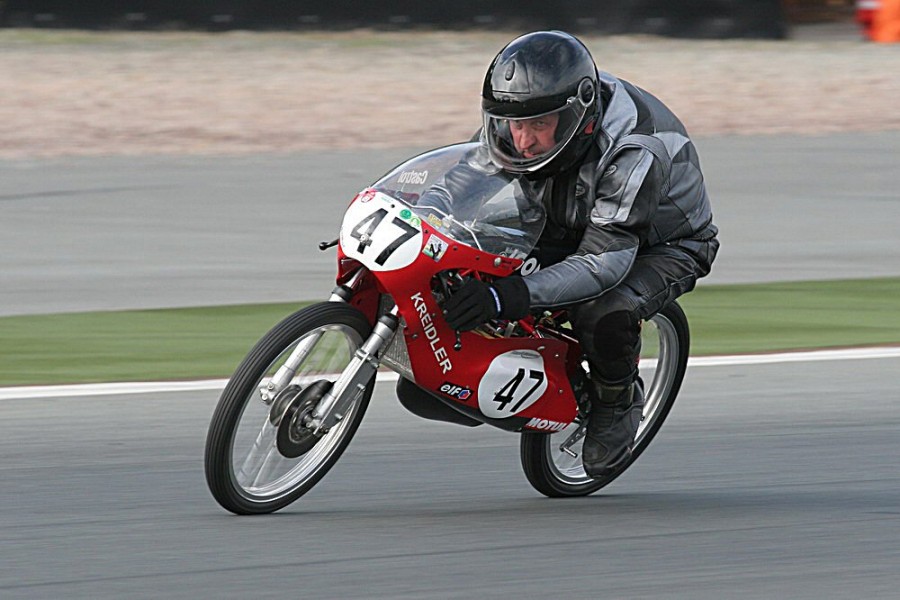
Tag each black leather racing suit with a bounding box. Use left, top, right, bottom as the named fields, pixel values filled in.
left=525, top=71, right=719, bottom=383
left=422, top=71, right=719, bottom=385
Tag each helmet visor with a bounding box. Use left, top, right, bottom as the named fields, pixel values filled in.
left=482, top=97, right=588, bottom=175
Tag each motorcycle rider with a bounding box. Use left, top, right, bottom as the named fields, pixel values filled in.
left=440, top=31, right=719, bottom=477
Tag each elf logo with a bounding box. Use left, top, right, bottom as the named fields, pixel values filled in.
left=439, top=382, right=472, bottom=400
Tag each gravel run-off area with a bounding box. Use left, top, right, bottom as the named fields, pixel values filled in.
left=1, top=27, right=899, bottom=158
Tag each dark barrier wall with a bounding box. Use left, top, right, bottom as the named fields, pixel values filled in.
left=0, top=1, right=787, bottom=39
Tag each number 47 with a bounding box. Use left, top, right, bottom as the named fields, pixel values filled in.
left=493, top=368, right=545, bottom=413
left=349, top=208, right=418, bottom=266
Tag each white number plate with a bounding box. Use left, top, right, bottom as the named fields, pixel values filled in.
left=477, top=350, right=548, bottom=419
left=340, top=191, right=424, bottom=272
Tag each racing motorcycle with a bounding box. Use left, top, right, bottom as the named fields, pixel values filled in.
left=204, top=143, right=690, bottom=515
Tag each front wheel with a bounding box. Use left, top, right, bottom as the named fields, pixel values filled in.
left=520, top=301, right=690, bottom=497
left=204, top=303, right=374, bottom=514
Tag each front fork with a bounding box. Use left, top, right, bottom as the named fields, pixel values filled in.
left=261, top=276, right=398, bottom=435
left=259, top=271, right=367, bottom=405
left=304, top=307, right=398, bottom=433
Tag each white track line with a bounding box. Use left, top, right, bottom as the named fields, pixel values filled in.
left=1, top=346, right=898, bottom=401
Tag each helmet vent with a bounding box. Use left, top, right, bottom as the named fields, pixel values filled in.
left=505, top=62, right=516, bottom=81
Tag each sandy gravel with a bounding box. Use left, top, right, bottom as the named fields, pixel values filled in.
left=1, top=28, right=899, bottom=158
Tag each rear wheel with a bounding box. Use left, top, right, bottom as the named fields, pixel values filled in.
left=521, top=301, right=690, bottom=497
left=204, top=303, right=374, bottom=514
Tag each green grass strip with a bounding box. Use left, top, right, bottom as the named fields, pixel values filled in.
left=0, top=303, right=304, bottom=387
left=1, top=277, right=898, bottom=387
left=680, top=277, right=900, bottom=355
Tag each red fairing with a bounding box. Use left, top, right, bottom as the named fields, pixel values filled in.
left=364, top=225, right=578, bottom=429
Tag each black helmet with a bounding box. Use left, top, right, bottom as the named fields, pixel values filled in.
left=481, top=31, right=600, bottom=177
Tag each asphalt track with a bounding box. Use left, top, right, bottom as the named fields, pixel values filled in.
left=1, top=356, right=899, bottom=598
left=2, top=132, right=899, bottom=316
left=2, top=133, right=899, bottom=597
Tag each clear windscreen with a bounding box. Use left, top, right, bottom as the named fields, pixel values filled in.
left=370, top=143, right=545, bottom=259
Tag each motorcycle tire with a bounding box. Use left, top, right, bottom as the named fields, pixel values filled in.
left=520, top=300, right=690, bottom=497
left=205, top=302, right=374, bottom=514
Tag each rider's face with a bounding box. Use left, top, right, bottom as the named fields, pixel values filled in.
left=510, top=113, right=559, bottom=159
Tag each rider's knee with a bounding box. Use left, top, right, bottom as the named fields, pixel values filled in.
left=592, top=311, right=641, bottom=361
left=579, top=310, right=641, bottom=384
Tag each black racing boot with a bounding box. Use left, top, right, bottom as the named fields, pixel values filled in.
left=582, top=379, right=645, bottom=478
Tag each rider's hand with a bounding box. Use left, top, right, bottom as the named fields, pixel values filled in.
left=442, top=277, right=530, bottom=331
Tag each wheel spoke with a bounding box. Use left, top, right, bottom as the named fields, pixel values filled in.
left=236, top=418, right=278, bottom=486
left=248, top=444, right=286, bottom=489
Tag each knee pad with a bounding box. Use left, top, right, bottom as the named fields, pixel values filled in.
left=592, top=311, right=641, bottom=362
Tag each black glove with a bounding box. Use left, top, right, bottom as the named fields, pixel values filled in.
left=442, top=277, right=531, bottom=331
